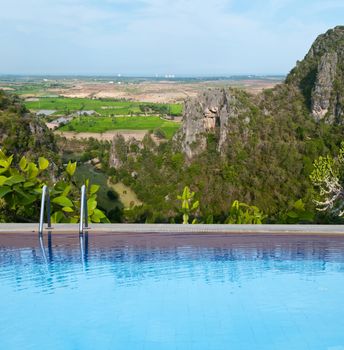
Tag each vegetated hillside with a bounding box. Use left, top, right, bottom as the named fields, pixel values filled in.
left=0, top=90, right=57, bottom=160
left=286, top=26, right=344, bottom=123
left=110, top=26, right=344, bottom=223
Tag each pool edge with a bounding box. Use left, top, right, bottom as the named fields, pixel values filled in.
left=1, top=223, right=344, bottom=235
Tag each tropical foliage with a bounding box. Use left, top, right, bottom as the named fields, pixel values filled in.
left=310, top=142, right=344, bottom=217
left=177, top=186, right=199, bottom=224
left=0, top=149, right=108, bottom=223
left=225, top=200, right=266, bottom=224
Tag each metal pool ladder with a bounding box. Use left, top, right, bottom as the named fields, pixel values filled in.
left=79, top=184, right=89, bottom=235
left=39, top=185, right=51, bottom=235
left=38, top=184, right=89, bottom=235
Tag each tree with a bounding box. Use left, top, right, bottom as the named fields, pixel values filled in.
left=310, top=142, right=344, bottom=217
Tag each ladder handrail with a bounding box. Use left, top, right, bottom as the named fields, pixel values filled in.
left=79, top=184, right=89, bottom=234
left=39, top=185, right=51, bottom=235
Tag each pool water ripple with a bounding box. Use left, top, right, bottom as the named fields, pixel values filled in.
left=1, top=233, right=344, bottom=350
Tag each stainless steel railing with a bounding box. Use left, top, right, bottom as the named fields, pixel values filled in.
left=79, top=184, right=89, bottom=235
left=39, top=184, right=89, bottom=234
left=38, top=185, right=52, bottom=235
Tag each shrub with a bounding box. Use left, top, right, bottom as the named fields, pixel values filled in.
left=107, top=190, right=118, bottom=201
left=0, top=149, right=109, bottom=223
left=153, top=128, right=166, bottom=139
left=225, top=200, right=266, bottom=224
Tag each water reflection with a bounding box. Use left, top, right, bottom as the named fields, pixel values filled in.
left=79, top=232, right=89, bottom=270
left=1, top=233, right=344, bottom=293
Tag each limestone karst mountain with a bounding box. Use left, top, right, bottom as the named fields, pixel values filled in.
left=175, top=26, right=344, bottom=160
left=286, top=25, right=344, bottom=123
left=109, top=26, right=344, bottom=220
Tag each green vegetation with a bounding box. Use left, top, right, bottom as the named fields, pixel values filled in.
left=74, top=164, right=123, bottom=222
left=59, top=116, right=180, bottom=139
left=0, top=90, right=57, bottom=160
left=112, top=85, right=343, bottom=223
left=2, top=27, right=344, bottom=225
left=225, top=200, right=266, bottom=224
left=281, top=199, right=314, bottom=224
left=108, top=181, right=142, bottom=209
left=24, top=97, right=183, bottom=116
left=177, top=186, right=199, bottom=224
left=0, top=150, right=108, bottom=223
left=310, top=142, right=344, bottom=218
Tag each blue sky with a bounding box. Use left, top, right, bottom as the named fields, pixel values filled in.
left=0, top=0, right=343, bottom=75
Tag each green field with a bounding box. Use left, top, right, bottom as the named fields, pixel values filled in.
left=108, top=181, right=142, bottom=208
left=25, top=97, right=183, bottom=116
left=59, top=116, right=181, bottom=139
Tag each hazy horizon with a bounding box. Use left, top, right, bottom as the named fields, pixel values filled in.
left=0, top=73, right=286, bottom=78
left=1, top=0, right=343, bottom=75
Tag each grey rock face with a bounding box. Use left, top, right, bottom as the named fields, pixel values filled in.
left=175, top=89, right=249, bottom=159
left=311, top=52, right=338, bottom=120
left=286, top=26, right=344, bottom=124
left=109, top=134, right=127, bottom=169
left=109, top=134, right=141, bottom=169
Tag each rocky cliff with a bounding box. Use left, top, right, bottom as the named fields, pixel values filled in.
left=286, top=26, right=344, bottom=123
left=174, top=89, right=251, bottom=159
left=176, top=26, right=344, bottom=160
left=107, top=26, right=344, bottom=220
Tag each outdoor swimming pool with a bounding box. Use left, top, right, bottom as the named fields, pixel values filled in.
left=1, top=232, right=344, bottom=350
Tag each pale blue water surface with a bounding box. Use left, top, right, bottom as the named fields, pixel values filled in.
left=1, top=232, right=344, bottom=350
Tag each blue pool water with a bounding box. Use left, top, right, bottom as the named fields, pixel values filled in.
left=1, top=233, right=344, bottom=350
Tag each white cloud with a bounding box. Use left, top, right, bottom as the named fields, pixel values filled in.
left=0, top=0, right=342, bottom=74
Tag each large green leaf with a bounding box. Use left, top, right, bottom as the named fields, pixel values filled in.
left=0, top=149, right=7, bottom=161
left=87, top=198, right=97, bottom=211
left=13, top=189, right=36, bottom=205
left=0, top=187, right=12, bottom=198
left=23, top=181, right=36, bottom=188
left=52, top=196, right=73, bottom=207
left=62, top=206, right=74, bottom=213
left=5, top=175, right=25, bottom=186
left=27, top=163, right=39, bottom=180
left=19, top=156, right=28, bottom=171
left=51, top=211, right=65, bottom=224
left=191, top=200, right=199, bottom=210
left=0, top=176, right=8, bottom=186
left=0, top=160, right=9, bottom=169
left=66, top=161, right=77, bottom=176
left=90, top=184, right=100, bottom=195
left=93, top=208, right=106, bottom=219
left=62, top=185, right=71, bottom=197
left=38, top=157, right=49, bottom=171
left=91, top=213, right=101, bottom=223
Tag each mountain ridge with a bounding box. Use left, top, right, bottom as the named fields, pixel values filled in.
left=110, top=26, right=344, bottom=221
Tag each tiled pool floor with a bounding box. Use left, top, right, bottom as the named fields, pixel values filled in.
left=0, top=233, right=344, bottom=350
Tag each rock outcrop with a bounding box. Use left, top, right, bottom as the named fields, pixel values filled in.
left=175, top=26, right=344, bottom=160
left=109, top=134, right=142, bottom=169
left=174, top=89, right=250, bottom=159
left=286, top=26, right=344, bottom=123
left=311, top=52, right=338, bottom=120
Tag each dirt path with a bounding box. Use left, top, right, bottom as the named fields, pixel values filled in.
left=55, top=130, right=148, bottom=141
left=54, top=130, right=163, bottom=143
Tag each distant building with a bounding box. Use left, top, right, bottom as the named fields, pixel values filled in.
left=36, top=110, right=56, bottom=116
left=46, top=116, right=73, bottom=130
left=74, top=110, right=98, bottom=116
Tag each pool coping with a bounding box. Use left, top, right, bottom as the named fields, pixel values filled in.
left=0, top=223, right=344, bottom=235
